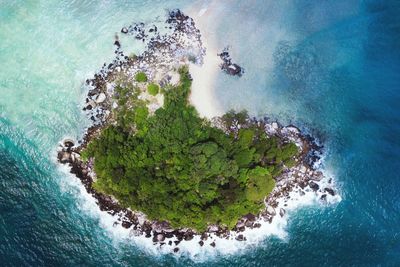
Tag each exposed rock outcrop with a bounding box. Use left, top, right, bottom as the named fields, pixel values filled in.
left=217, top=47, right=244, bottom=76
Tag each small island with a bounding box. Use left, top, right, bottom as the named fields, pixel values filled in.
left=58, top=9, right=335, bottom=249
left=82, top=66, right=298, bottom=231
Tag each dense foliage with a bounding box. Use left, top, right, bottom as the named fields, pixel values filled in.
left=147, top=83, right=159, bottom=96
left=82, top=67, right=299, bottom=231
left=135, top=71, right=147, bottom=82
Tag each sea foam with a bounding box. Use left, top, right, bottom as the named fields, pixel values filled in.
left=56, top=154, right=341, bottom=262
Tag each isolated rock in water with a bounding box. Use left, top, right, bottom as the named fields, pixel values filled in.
left=324, top=187, right=335, bottom=196
left=235, top=234, right=246, bottom=241
left=279, top=208, right=286, bottom=217
left=218, top=47, right=244, bottom=77
left=227, top=64, right=242, bottom=76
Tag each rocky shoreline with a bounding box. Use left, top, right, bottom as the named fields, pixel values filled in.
left=57, top=9, right=336, bottom=251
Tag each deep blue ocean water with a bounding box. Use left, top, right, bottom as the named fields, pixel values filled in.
left=1, top=0, right=399, bottom=266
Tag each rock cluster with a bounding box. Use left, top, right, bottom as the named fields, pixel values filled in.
left=81, top=9, right=205, bottom=126
left=211, top=116, right=336, bottom=227
left=217, top=47, right=244, bottom=76
left=260, top=120, right=336, bottom=220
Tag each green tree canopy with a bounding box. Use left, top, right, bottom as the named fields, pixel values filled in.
left=147, top=83, right=159, bottom=96
left=82, top=67, right=299, bottom=231
left=135, top=71, right=148, bottom=82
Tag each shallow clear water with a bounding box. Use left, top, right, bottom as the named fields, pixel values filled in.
left=1, top=0, right=399, bottom=266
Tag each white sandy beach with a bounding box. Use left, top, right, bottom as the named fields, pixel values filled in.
left=186, top=4, right=224, bottom=119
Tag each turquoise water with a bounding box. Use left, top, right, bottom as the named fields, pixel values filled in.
left=1, top=0, right=400, bottom=265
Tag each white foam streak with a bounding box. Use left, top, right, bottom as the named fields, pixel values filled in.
left=57, top=163, right=161, bottom=255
